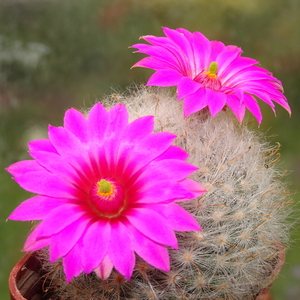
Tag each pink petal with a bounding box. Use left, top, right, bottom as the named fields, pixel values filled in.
left=141, top=35, right=175, bottom=47
left=243, top=94, right=262, bottom=124
left=50, top=217, right=90, bottom=263
left=192, top=31, right=211, bottom=72
left=227, top=94, right=246, bottom=123
left=13, top=170, right=82, bottom=199
left=95, top=255, right=114, bottom=280
left=177, top=77, right=201, bottom=100
left=50, top=216, right=90, bottom=262
left=126, top=207, right=178, bottom=249
left=246, top=89, right=276, bottom=112
left=48, top=126, right=95, bottom=186
left=224, top=69, right=280, bottom=87
left=23, top=225, right=51, bottom=252
left=64, top=108, right=88, bottom=143
left=162, top=27, right=193, bottom=66
left=151, top=203, right=201, bottom=232
left=178, top=178, right=207, bottom=199
left=95, top=104, right=129, bottom=171
left=271, top=95, right=291, bottom=114
left=133, top=181, right=195, bottom=204
left=36, top=204, right=86, bottom=238
left=183, top=88, right=207, bottom=117
left=8, top=195, right=66, bottom=221
left=176, top=27, right=194, bottom=41
left=29, top=150, right=87, bottom=189
left=219, top=57, right=259, bottom=83
left=108, top=221, right=135, bottom=279
left=120, top=132, right=177, bottom=179
left=6, top=160, right=43, bottom=177
left=209, top=41, right=226, bottom=61
left=137, top=159, right=198, bottom=182
left=28, top=139, right=57, bottom=154
left=119, top=116, right=154, bottom=148
left=146, top=70, right=183, bottom=87
left=126, top=222, right=170, bottom=271
left=206, top=89, right=227, bottom=117
left=82, top=220, right=111, bottom=274
left=132, top=43, right=180, bottom=69
left=107, top=104, right=129, bottom=138
left=216, top=48, right=242, bottom=77
left=115, top=116, right=155, bottom=176
left=63, top=239, right=84, bottom=281
left=153, top=145, right=188, bottom=162
left=132, top=56, right=177, bottom=70
left=86, top=102, right=109, bottom=143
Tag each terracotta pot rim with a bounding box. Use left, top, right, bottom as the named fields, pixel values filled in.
left=9, top=251, right=46, bottom=300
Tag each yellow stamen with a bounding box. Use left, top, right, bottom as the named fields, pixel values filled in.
left=97, top=179, right=114, bottom=197
left=204, top=61, right=218, bottom=79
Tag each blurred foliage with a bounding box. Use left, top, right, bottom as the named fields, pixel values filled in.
left=0, top=0, right=299, bottom=299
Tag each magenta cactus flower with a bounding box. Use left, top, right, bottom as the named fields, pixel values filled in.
left=7, top=103, right=205, bottom=281
left=131, top=27, right=291, bottom=123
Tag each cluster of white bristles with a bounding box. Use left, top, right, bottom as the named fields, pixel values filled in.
left=40, top=87, right=291, bottom=300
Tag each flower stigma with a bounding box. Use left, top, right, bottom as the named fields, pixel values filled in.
left=205, top=61, right=218, bottom=79
left=194, top=61, right=221, bottom=90
left=97, top=179, right=114, bottom=198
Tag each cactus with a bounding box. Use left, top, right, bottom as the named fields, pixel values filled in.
left=38, top=87, right=291, bottom=300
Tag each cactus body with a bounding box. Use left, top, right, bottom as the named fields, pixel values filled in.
left=40, top=88, right=290, bottom=300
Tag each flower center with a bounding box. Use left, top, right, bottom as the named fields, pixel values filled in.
left=194, top=61, right=222, bottom=91
left=204, top=61, right=218, bottom=79
left=89, top=178, right=125, bottom=217
left=97, top=179, right=114, bottom=197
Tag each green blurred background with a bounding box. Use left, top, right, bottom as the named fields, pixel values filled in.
left=0, top=0, right=299, bottom=299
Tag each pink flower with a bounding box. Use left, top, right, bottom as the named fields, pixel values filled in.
left=131, top=27, right=291, bottom=124
left=7, top=103, right=205, bottom=281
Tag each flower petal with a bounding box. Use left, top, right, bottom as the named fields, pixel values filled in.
left=64, top=108, right=88, bottom=143
left=6, top=160, right=43, bottom=177
left=12, top=169, right=82, bottom=199
left=216, top=48, right=242, bottom=76
left=86, top=102, right=109, bottom=143
left=178, top=178, right=207, bottom=200
left=29, top=150, right=87, bottom=189
left=28, top=138, right=57, bottom=154
left=82, top=220, right=111, bottom=274
left=120, top=132, right=177, bottom=180
left=151, top=203, right=201, bottom=232
left=133, top=181, right=195, bottom=204
left=162, top=27, right=193, bottom=72
left=147, top=70, right=183, bottom=87
left=108, top=221, right=135, bottom=279
left=95, top=255, right=114, bottom=280
left=63, top=239, right=84, bottom=281
left=127, top=222, right=170, bottom=271
left=192, top=31, right=211, bottom=72
left=177, top=76, right=201, bottom=100
left=227, top=94, right=246, bottom=123
left=206, top=89, right=227, bottom=117
left=154, top=145, right=189, bottom=162
left=132, top=56, right=177, bottom=70
left=50, top=216, right=90, bottom=262
left=36, top=204, right=86, bottom=238
left=244, top=94, right=262, bottom=124
left=183, top=88, right=207, bottom=117
left=8, top=195, right=66, bottom=221
left=132, top=43, right=180, bottom=67
left=126, top=208, right=178, bottom=249
left=23, top=225, right=51, bottom=252
left=137, top=159, right=198, bottom=182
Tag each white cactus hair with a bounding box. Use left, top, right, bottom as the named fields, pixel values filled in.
left=39, top=86, right=291, bottom=299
